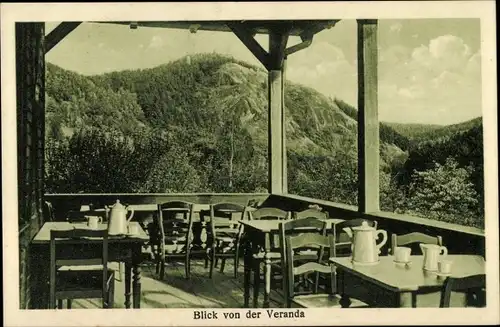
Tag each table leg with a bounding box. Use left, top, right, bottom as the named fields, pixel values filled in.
left=132, top=264, right=142, bottom=308
left=339, top=294, right=352, bottom=308
left=338, top=269, right=351, bottom=308
left=243, top=236, right=251, bottom=308
left=124, top=262, right=132, bottom=309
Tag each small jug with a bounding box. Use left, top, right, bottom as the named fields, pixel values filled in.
left=86, top=216, right=102, bottom=229
left=420, top=243, right=448, bottom=271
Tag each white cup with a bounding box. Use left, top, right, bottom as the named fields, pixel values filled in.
left=86, top=216, right=102, bottom=229
left=127, top=224, right=139, bottom=235
left=438, top=260, right=453, bottom=274
left=394, top=246, right=412, bottom=263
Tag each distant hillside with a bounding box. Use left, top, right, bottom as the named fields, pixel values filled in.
left=384, top=122, right=443, bottom=139
left=333, top=98, right=411, bottom=151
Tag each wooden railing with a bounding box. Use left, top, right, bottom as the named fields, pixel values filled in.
left=264, top=194, right=486, bottom=258
left=44, top=193, right=269, bottom=222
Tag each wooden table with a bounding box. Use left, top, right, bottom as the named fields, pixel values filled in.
left=240, top=218, right=344, bottom=308
left=31, top=222, right=149, bottom=309
left=330, top=255, right=485, bottom=308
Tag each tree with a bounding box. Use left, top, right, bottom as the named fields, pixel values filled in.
left=405, top=158, right=481, bottom=228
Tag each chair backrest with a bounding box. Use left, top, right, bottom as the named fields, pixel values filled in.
left=332, top=219, right=377, bottom=257
left=440, top=274, right=486, bottom=308
left=246, top=199, right=263, bottom=208
left=279, top=217, right=328, bottom=256
left=157, top=201, right=194, bottom=254
left=293, top=208, right=329, bottom=220
left=49, top=229, right=109, bottom=307
left=391, top=232, right=443, bottom=254
left=285, top=231, right=335, bottom=299
left=209, top=202, right=247, bottom=241
left=250, top=207, right=290, bottom=220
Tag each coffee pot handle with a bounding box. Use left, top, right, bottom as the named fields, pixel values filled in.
left=440, top=246, right=448, bottom=256
left=127, top=207, right=135, bottom=222
left=376, top=230, right=388, bottom=251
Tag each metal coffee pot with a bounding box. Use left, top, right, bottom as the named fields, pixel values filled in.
left=351, top=221, right=388, bottom=264
left=107, top=200, right=134, bottom=235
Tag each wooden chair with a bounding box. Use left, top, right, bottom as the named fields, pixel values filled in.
left=279, top=216, right=328, bottom=307
left=206, top=202, right=248, bottom=278
left=440, top=274, right=486, bottom=308
left=391, top=232, right=443, bottom=255
left=249, top=207, right=290, bottom=307
left=154, top=201, right=199, bottom=280
left=49, top=229, right=115, bottom=309
left=283, top=230, right=367, bottom=308
left=65, top=204, right=125, bottom=281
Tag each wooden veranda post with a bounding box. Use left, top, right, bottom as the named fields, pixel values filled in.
left=357, top=19, right=380, bottom=212
left=268, top=27, right=289, bottom=194
left=281, top=57, right=288, bottom=193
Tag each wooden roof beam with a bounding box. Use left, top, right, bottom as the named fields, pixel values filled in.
left=227, top=22, right=270, bottom=70
left=45, top=22, right=81, bottom=54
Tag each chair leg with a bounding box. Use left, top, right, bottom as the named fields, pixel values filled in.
left=108, top=276, right=115, bottom=308
left=155, top=252, right=161, bottom=274
left=220, top=258, right=226, bottom=273
left=209, top=249, right=215, bottom=279
left=253, top=261, right=261, bottom=308
left=215, top=257, right=219, bottom=268
left=234, top=244, right=240, bottom=278
left=57, top=299, right=63, bottom=309
left=118, top=262, right=124, bottom=281
left=160, top=258, right=166, bottom=280
left=67, top=299, right=72, bottom=309
left=204, top=254, right=209, bottom=269
left=185, top=253, right=191, bottom=279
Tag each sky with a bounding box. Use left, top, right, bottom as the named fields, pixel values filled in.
left=46, top=19, right=482, bottom=125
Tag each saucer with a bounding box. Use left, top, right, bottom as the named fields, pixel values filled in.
left=352, top=260, right=380, bottom=266
left=394, top=260, right=412, bottom=265
left=436, top=271, right=451, bottom=278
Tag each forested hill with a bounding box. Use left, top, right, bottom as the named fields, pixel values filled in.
left=386, top=117, right=482, bottom=143
left=46, top=54, right=407, bottom=164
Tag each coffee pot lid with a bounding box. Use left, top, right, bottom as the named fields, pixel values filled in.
left=352, top=221, right=374, bottom=231
left=112, top=199, right=125, bottom=209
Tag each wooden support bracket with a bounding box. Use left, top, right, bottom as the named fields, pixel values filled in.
left=285, top=34, right=314, bottom=56
left=45, top=22, right=82, bottom=54
left=227, top=22, right=270, bottom=70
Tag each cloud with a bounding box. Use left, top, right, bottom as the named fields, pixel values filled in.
left=148, top=35, right=164, bottom=49
left=378, top=35, right=481, bottom=124
left=411, top=35, right=471, bottom=72
left=389, top=23, right=403, bottom=34
left=286, top=42, right=357, bottom=104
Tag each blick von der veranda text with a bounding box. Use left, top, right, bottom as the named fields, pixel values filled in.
left=193, top=309, right=306, bottom=320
